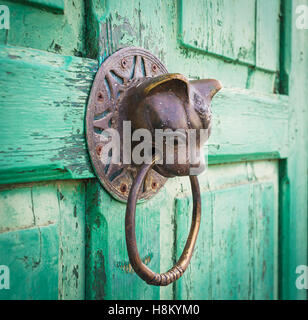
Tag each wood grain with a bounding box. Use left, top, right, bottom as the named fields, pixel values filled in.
left=0, top=45, right=289, bottom=185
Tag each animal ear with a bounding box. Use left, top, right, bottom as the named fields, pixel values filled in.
left=189, top=79, right=222, bottom=104
left=143, top=73, right=189, bottom=99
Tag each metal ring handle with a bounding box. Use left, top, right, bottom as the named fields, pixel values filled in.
left=125, top=160, right=201, bottom=286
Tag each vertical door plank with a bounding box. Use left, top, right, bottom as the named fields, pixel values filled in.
left=256, top=0, right=280, bottom=71
left=252, top=183, right=275, bottom=300
left=280, top=0, right=308, bottom=300
left=210, top=185, right=253, bottom=300
left=175, top=193, right=212, bottom=300
left=85, top=180, right=161, bottom=300
left=56, top=181, right=86, bottom=300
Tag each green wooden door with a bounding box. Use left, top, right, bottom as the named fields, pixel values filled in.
left=0, top=0, right=307, bottom=300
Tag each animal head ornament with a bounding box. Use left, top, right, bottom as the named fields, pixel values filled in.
left=123, top=73, right=222, bottom=177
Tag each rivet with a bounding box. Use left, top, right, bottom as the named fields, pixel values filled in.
left=151, top=181, right=158, bottom=189
left=120, top=183, right=128, bottom=193
left=121, top=58, right=127, bottom=69
left=97, top=91, right=104, bottom=102
left=96, top=145, right=103, bottom=155
left=152, top=64, right=158, bottom=72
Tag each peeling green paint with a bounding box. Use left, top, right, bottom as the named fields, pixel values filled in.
left=0, top=0, right=306, bottom=301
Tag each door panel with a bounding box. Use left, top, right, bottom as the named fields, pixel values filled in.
left=0, top=0, right=307, bottom=301
left=0, top=225, right=59, bottom=300
left=0, top=44, right=287, bottom=300
left=90, top=0, right=278, bottom=94
left=175, top=160, right=278, bottom=299
left=0, top=0, right=85, bottom=56
left=180, top=0, right=280, bottom=72
left=0, top=180, right=86, bottom=299
left=84, top=0, right=283, bottom=300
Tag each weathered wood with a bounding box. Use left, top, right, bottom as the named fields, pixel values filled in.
left=279, top=0, right=308, bottom=301
left=12, top=0, right=64, bottom=13
left=175, top=160, right=278, bottom=300
left=87, top=0, right=277, bottom=93
left=57, top=181, right=86, bottom=300
left=1, top=0, right=307, bottom=302
left=179, top=0, right=256, bottom=66
left=0, top=0, right=85, bottom=55
left=179, top=0, right=280, bottom=73
left=85, top=180, right=162, bottom=300
left=0, top=45, right=289, bottom=185
left=256, top=0, right=281, bottom=71
left=82, top=0, right=289, bottom=300
left=0, top=180, right=86, bottom=300
left=0, top=225, right=59, bottom=300
left=208, top=88, right=289, bottom=163
left=0, top=45, right=97, bottom=184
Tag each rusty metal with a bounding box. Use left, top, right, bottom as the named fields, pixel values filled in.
left=86, top=47, right=221, bottom=285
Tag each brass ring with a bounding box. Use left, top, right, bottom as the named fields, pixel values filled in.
left=125, top=159, right=201, bottom=286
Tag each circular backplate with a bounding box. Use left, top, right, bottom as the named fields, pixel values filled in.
left=86, top=47, right=168, bottom=202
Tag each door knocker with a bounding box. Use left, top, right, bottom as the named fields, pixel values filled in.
left=86, top=47, right=221, bottom=286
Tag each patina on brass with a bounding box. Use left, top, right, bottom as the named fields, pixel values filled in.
left=86, top=47, right=221, bottom=286
left=123, top=73, right=221, bottom=177
left=125, top=155, right=201, bottom=286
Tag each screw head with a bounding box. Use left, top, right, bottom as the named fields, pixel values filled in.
left=97, top=91, right=104, bottom=102
left=96, top=145, right=103, bottom=156
left=151, top=181, right=158, bottom=190
left=121, top=58, right=127, bottom=69
left=152, top=64, right=158, bottom=72
left=120, top=183, right=128, bottom=193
